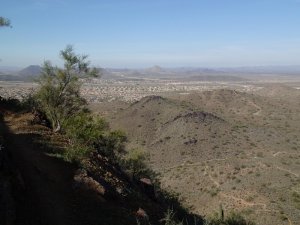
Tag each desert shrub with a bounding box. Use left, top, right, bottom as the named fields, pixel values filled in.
left=292, top=191, right=300, bottom=209
left=62, top=112, right=127, bottom=163
left=161, top=209, right=183, bottom=225
left=18, top=89, right=35, bottom=108
left=63, top=112, right=108, bottom=146
left=95, top=130, right=127, bottom=162
left=205, top=211, right=255, bottom=225
left=60, top=112, right=109, bottom=163
left=123, top=148, right=149, bottom=178
left=225, top=212, right=255, bottom=225
left=159, top=208, right=202, bottom=225
left=63, top=144, right=92, bottom=163
left=155, top=189, right=194, bottom=224
left=0, top=96, right=22, bottom=111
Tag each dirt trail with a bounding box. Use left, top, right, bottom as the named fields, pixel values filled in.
left=275, top=166, right=299, bottom=177
left=163, top=158, right=226, bottom=171
left=1, top=113, right=83, bottom=225
left=204, top=165, right=221, bottom=188
left=249, top=101, right=262, bottom=116
left=273, top=151, right=287, bottom=157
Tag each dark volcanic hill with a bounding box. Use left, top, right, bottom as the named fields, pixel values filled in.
left=0, top=65, right=42, bottom=81
left=18, top=65, right=42, bottom=77
left=110, top=95, right=246, bottom=168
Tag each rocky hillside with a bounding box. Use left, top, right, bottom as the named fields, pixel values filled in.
left=0, top=100, right=200, bottom=225
left=105, top=89, right=300, bottom=225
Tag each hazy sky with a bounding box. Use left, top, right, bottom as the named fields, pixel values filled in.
left=1, top=0, right=300, bottom=68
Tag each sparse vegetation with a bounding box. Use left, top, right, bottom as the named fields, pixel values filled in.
left=205, top=211, right=255, bottom=225
left=34, top=45, right=99, bottom=132
left=123, top=148, right=149, bottom=178
left=161, top=209, right=183, bottom=225
left=1, top=69, right=300, bottom=225
left=292, top=191, right=300, bottom=209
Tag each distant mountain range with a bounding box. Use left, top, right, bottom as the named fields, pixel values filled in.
left=0, top=65, right=42, bottom=81
left=105, top=65, right=300, bottom=81
left=18, top=65, right=42, bottom=77
left=217, top=65, right=300, bottom=74
left=108, top=65, right=300, bottom=75
left=0, top=65, right=300, bottom=82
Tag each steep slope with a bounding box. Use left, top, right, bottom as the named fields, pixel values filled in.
left=109, top=91, right=300, bottom=225
left=0, top=105, right=194, bottom=225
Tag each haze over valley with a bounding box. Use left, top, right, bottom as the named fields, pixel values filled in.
left=2, top=65, right=300, bottom=224
left=1, top=1, right=300, bottom=224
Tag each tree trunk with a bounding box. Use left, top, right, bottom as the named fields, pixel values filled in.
left=53, top=120, right=61, bottom=133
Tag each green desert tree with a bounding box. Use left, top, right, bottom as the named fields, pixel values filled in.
left=0, top=17, right=11, bottom=27
left=0, top=16, right=11, bottom=63
left=35, top=45, right=100, bottom=132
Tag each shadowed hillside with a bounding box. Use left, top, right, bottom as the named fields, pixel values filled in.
left=0, top=99, right=204, bottom=225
